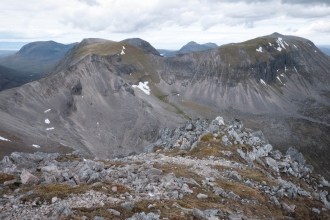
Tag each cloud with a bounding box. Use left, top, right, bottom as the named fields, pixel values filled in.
left=78, top=0, right=99, bottom=6
left=1, top=0, right=330, bottom=46
left=58, top=0, right=330, bottom=33
left=281, top=0, right=330, bottom=6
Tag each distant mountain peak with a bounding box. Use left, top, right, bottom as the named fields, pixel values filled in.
left=121, top=38, right=160, bottom=56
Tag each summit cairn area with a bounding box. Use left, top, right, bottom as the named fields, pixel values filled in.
left=0, top=117, right=330, bottom=219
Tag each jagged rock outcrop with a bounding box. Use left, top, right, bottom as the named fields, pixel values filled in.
left=0, top=116, right=329, bottom=219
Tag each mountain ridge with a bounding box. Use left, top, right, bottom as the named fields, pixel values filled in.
left=0, top=33, right=329, bottom=180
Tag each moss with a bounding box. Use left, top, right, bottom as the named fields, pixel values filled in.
left=201, top=134, right=214, bottom=141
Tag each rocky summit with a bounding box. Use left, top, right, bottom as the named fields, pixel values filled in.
left=1, top=117, right=329, bottom=219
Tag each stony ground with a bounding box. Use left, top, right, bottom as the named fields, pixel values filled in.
left=0, top=117, right=330, bottom=219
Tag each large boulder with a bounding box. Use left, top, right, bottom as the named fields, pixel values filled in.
left=20, top=169, right=40, bottom=185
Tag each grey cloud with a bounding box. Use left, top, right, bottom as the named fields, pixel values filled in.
left=60, top=0, right=330, bottom=34
left=281, top=0, right=330, bottom=6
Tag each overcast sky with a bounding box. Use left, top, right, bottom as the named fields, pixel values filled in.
left=1, top=0, right=330, bottom=49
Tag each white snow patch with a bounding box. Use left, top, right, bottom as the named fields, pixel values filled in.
left=315, top=50, right=317, bottom=53
left=276, top=47, right=282, bottom=52
left=120, top=50, right=125, bottom=55
left=122, top=46, right=125, bottom=50
left=277, top=76, right=283, bottom=84
left=82, top=96, right=84, bottom=98
left=256, top=46, right=263, bottom=53
left=294, top=66, right=298, bottom=73
left=177, top=94, right=179, bottom=96
left=293, top=44, right=297, bottom=49
left=132, top=81, right=150, bottom=95
left=260, top=79, right=267, bottom=86
left=44, top=109, right=51, bottom=113
left=285, top=65, right=287, bottom=72
left=276, top=37, right=286, bottom=50
left=46, top=127, right=54, bottom=131
left=97, top=122, right=99, bottom=126
left=0, top=136, right=10, bottom=142
left=32, top=144, right=40, bottom=148
left=281, top=73, right=284, bottom=77
left=269, top=42, right=272, bottom=46
left=45, top=119, right=50, bottom=124
left=284, top=41, right=289, bottom=46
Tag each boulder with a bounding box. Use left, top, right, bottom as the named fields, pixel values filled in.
left=121, top=201, right=135, bottom=211
left=20, top=169, right=39, bottom=185
left=126, top=212, right=160, bottom=220
left=228, top=171, right=242, bottom=182
left=193, top=208, right=206, bottom=219
left=286, top=147, right=305, bottom=165
left=266, top=157, right=279, bottom=172
left=50, top=206, right=72, bottom=220
left=197, top=193, right=208, bottom=199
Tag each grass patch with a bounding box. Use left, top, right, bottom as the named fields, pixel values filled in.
left=20, top=182, right=129, bottom=203
left=0, top=172, right=15, bottom=183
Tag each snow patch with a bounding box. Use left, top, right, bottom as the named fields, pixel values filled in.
left=315, top=50, right=317, bottom=53
left=45, top=119, right=50, bottom=124
left=32, top=144, right=40, bottom=148
left=281, top=73, right=284, bottom=77
left=0, top=136, right=10, bottom=142
left=46, top=127, right=54, bottom=131
left=97, top=122, right=99, bottom=126
left=260, top=79, right=267, bottom=86
left=44, top=109, right=51, bottom=113
left=285, top=65, right=287, bottom=72
left=276, top=37, right=286, bottom=51
left=120, top=50, right=125, bottom=55
left=256, top=46, right=263, bottom=53
left=269, top=42, right=272, bottom=46
left=277, top=76, right=283, bottom=84
left=293, top=44, right=297, bottom=49
left=294, top=66, right=298, bottom=73
left=132, top=81, right=150, bottom=95
left=122, top=46, right=125, bottom=50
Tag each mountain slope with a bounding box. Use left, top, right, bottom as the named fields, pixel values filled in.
left=121, top=38, right=160, bottom=56
left=151, top=32, right=330, bottom=178
left=0, top=65, right=36, bottom=91
left=0, top=33, right=329, bottom=180
left=0, top=41, right=77, bottom=77
left=0, top=39, right=185, bottom=159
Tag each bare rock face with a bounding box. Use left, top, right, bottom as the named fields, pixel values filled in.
left=20, top=169, right=39, bottom=185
